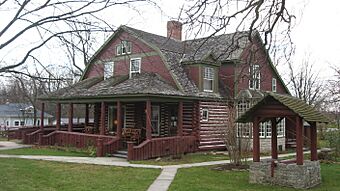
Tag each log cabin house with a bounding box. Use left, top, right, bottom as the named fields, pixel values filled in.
left=17, top=21, right=294, bottom=160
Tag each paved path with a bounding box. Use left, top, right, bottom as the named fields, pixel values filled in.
left=0, top=141, right=315, bottom=191
left=0, top=141, right=31, bottom=150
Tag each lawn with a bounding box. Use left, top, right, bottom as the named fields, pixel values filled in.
left=169, top=163, right=340, bottom=191
left=0, top=146, right=91, bottom=157
left=131, top=152, right=229, bottom=166
left=0, top=158, right=160, bottom=191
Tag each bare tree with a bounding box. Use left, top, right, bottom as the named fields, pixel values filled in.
left=222, top=107, right=251, bottom=165
left=0, top=0, right=157, bottom=76
left=287, top=57, right=326, bottom=108
left=327, top=66, right=340, bottom=104
left=182, top=0, right=296, bottom=60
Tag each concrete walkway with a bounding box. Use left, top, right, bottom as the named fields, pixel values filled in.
left=0, top=141, right=31, bottom=150
left=0, top=141, right=314, bottom=191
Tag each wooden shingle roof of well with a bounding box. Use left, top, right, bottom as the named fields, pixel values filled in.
left=237, top=92, right=329, bottom=123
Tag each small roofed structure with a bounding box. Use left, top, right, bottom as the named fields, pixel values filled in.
left=237, top=92, right=329, bottom=189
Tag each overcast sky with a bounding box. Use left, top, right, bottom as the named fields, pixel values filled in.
left=1, top=0, right=339, bottom=82
left=102, top=0, right=340, bottom=81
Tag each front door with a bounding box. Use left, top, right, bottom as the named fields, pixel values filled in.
left=108, top=105, right=125, bottom=135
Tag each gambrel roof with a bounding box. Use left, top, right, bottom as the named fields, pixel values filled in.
left=41, top=25, right=288, bottom=101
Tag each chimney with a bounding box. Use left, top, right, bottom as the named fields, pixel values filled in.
left=167, top=20, right=182, bottom=41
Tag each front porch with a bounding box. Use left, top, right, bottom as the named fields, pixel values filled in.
left=20, top=99, right=199, bottom=160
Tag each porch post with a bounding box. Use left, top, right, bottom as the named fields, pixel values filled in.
left=56, top=103, right=61, bottom=130
left=100, top=102, right=106, bottom=135
left=68, top=103, right=73, bottom=132
left=271, top=118, right=278, bottom=160
left=253, top=117, right=260, bottom=162
left=40, top=102, right=45, bottom=130
left=117, top=101, right=122, bottom=138
left=296, top=116, right=304, bottom=165
left=146, top=100, right=152, bottom=140
left=177, top=101, right=183, bottom=137
left=85, top=104, right=89, bottom=127
left=310, top=122, right=318, bottom=161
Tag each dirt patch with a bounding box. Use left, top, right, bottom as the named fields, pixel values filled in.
left=211, top=163, right=249, bottom=171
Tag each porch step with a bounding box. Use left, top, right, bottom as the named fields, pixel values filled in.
left=199, top=140, right=225, bottom=146
left=200, top=137, right=224, bottom=142
left=286, top=139, right=297, bottom=148
left=198, top=144, right=226, bottom=151
left=111, top=150, right=127, bottom=159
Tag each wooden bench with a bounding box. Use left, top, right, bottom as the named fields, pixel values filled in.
left=122, top=128, right=141, bottom=144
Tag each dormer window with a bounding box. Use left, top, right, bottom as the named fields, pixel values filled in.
left=130, top=58, right=141, bottom=78
left=249, top=64, right=260, bottom=90
left=116, top=40, right=131, bottom=55
left=203, top=67, right=214, bottom=92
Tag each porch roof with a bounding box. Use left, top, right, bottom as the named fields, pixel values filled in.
left=39, top=73, right=203, bottom=101
left=237, top=92, right=329, bottom=123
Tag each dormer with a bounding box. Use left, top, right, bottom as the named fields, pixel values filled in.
left=183, top=52, right=220, bottom=93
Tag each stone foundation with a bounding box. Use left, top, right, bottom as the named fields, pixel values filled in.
left=249, top=160, right=321, bottom=189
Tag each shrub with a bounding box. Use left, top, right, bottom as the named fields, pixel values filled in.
left=324, top=131, right=340, bottom=157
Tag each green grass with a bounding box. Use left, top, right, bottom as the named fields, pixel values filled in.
left=318, top=139, right=330, bottom=148
left=131, top=152, right=230, bottom=166
left=0, top=158, right=160, bottom=191
left=0, top=146, right=91, bottom=157
left=169, top=163, right=340, bottom=191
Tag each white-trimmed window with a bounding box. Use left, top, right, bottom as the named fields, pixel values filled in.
left=104, top=61, right=114, bottom=79
left=6, top=121, right=9, bottom=126
left=272, top=78, right=277, bottom=92
left=249, top=64, right=260, bottom=90
left=130, top=58, right=141, bottom=78
left=236, top=100, right=252, bottom=137
left=201, top=109, right=209, bottom=121
left=237, top=123, right=251, bottom=137
left=151, top=105, right=160, bottom=136
left=203, top=67, right=214, bottom=92
left=259, top=118, right=285, bottom=138
left=259, top=122, right=268, bottom=138
left=116, top=40, right=131, bottom=55
left=277, top=118, right=285, bottom=137
left=14, top=120, right=20, bottom=126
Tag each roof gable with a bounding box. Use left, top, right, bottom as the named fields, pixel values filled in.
left=237, top=92, right=329, bottom=123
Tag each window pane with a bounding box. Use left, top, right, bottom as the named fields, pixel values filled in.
left=203, top=79, right=213, bottom=91
left=130, top=59, right=140, bottom=72
left=204, top=67, right=214, bottom=79
left=104, top=62, right=114, bottom=79
left=151, top=106, right=160, bottom=135
left=203, top=67, right=214, bottom=91
left=116, top=44, right=122, bottom=55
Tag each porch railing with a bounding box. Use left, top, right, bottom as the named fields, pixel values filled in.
left=8, top=126, right=39, bottom=140
left=127, top=135, right=198, bottom=160
left=40, top=131, right=120, bottom=157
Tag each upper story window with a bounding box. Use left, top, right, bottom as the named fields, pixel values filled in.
left=116, top=40, right=131, bottom=55
left=249, top=64, right=260, bottom=90
left=272, top=78, right=277, bottom=92
left=130, top=58, right=141, bottom=78
left=104, top=61, right=114, bottom=79
left=203, top=67, right=214, bottom=92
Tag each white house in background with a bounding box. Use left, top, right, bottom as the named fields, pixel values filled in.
left=0, top=103, right=53, bottom=129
